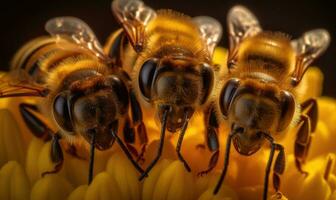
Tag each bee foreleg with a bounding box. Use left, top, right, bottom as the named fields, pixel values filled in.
left=198, top=106, right=219, bottom=176
left=263, top=134, right=277, bottom=200
left=273, top=144, right=285, bottom=192
left=294, top=114, right=312, bottom=176
left=123, top=117, right=136, bottom=144
left=41, top=133, right=64, bottom=177
left=19, top=103, right=52, bottom=141
left=130, top=90, right=148, bottom=162
left=300, top=98, right=318, bottom=132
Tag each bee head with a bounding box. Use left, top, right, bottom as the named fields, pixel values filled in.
left=138, top=57, right=214, bottom=131
left=219, top=78, right=296, bottom=155
left=52, top=71, right=129, bottom=150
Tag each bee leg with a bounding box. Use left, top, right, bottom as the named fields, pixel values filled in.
left=130, top=90, right=148, bottom=162
left=272, top=144, right=285, bottom=193
left=123, top=117, right=136, bottom=144
left=214, top=129, right=237, bottom=194
left=19, top=103, right=52, bottom=141
left=176, top=112, right=192, bottom=172
left=294, top=98, right=317, bottom=175
left=294, top=115, right=312, bottom=175
left=263, top=134, right=284, bottom=200
left=198, top=106, right=219, bottom=176
left=123, top=117, right=140, bottom=158
left=139, top=107, right=169, bottom=181
left=41, top=133, right=64, bottom=177
left=19, top=104, right=64, bottom=177
left=300, top=98, right=318, bottom=132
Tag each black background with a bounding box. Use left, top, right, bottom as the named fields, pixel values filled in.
left=1, top=0, right=335, bottom=97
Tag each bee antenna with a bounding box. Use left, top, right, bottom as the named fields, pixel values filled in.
left=88, top=128, right=96, bottom=184
left=213, top=128, right=239, bottom=194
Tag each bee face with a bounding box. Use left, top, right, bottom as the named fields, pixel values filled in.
left=230, top=94, right=279, bottom=155
left=138, top=57, right=213, bottom=131
left=220, top=79, right=296, bottom=155
left=52, top=71, right=129, bottom=150
left=140, top=58, right=202, bottom=104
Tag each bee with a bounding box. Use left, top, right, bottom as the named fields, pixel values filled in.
left=1, top=17, right=145, bottom=183
left=213, top=6, right=330, bottom=199
left=110, top=0, right=222, bottom=179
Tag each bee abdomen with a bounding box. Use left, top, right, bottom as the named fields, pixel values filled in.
left=11, top=36, right=57, bottom=73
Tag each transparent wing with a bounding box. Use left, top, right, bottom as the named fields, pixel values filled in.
left=111, top=0, right=156, bottom=52
left=193, top=16, right=222, bottom=56
left=291, top=29, right=330, bottom=84
left=45, top=17, right=110, bottom=62
left=0, top=70, right=49, bottom=98
left=227, top=5, right=262, bottom=61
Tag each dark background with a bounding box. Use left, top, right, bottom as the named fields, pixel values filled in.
left=1, top=0, right=335, bottom=97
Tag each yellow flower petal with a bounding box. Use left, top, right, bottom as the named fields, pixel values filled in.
left=106, top=151, right=142, bottom=200
left=85, top=172, right=123, bottom=200
left=151, top=160, right=196, bottom=200
left=37, top=141, right=62, bottom=177
left=298, top=67, right=324, bottom=100
left=0, top=161, right=30, bottom=200
left=308, top=121, right=333, bottom=159
left=198, top=185, right=237, bottom=200
left=297, top=171, right=331, bottom=200
left=142, top=159, right=172, bottom=200
left=329, top=191, right=336, bottom=200
left=143, top=139, right=176, bottom=167
left=0, top=108, right=25, bottom=166
left=68, top=185, right=88, bottom=200
left=26, top=138, right=45, bottom=184
left=318, top=97, right=336, bottom=133
left=31, top=174, right=73, bottom=200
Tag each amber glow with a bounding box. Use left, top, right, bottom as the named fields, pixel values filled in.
left=0, top=48, right=335, bottom=200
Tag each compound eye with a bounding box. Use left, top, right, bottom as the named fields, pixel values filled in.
left=277, top=91, right=295, bottom=132
left=219, top=78, right=240, bottom=118
left=106, top=75, right=129, bottom=115
left=200, top=63, right=214, bottom=104
left=138, top=59, right=158, bottom=101
left=53, top=93, right=73, bottom=132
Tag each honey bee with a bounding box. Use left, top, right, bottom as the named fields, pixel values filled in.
left=110, top=0, right=222, bottom=179
left=213, top=6, right=330, bottom=199
left=1, top=17, right=145, bottom=183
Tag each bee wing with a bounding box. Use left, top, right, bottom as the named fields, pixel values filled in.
left=227, top=5, right=262, bottom=62
left=0, top=70, right=49, bottom=98
left=291, top=29, right=330, bottom=84
left=193, top=16, right=222, bottom=56
left=111, top=0, right=156, bottom=52
left=45, top=17, right=110, bottom=62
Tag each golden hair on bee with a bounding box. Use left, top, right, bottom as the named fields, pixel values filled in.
left=111, top=0, right=222, bottom=179
left=236, top=31, right=297, bottom=81
left=1, top=16, right=146, bottom=184
left=214, top=5, right=330, bottom=199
